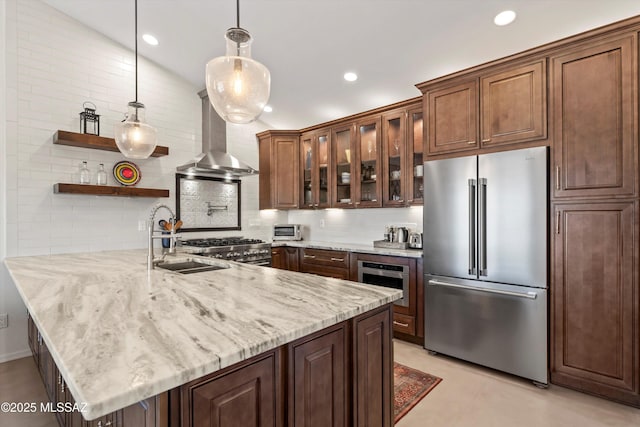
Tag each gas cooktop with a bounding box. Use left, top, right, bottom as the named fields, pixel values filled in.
left=182, top=237, right=265, bottom=248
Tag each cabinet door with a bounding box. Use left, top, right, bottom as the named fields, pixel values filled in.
left=187, top=352, right=279, bottom=427
left=480, top=60, right=547, bottom=147
left=355, top=117, right=382, bottom=207
left=118, top=397, right=157, bottom=427
left=271, top=247, right=286, bottom=269
left=54, top=369, right=67, bottom=427
left=332, top=124, right=356, bottom=208
left=353, top=305, right=393, bottom=427
left=285, top=247, right=300, bottom=272
left=272, top=135, right=299, bottom=209
left=407, top=107, right=424, bottom=205
left=552, top=201, right=639, bottom=406
left=289, top=325, right=347, bottom=427
left=382, top=110, right=407, bottom=207
left=551, top=35, right=637, bottom=198
left=426, top=80, right=478, bottom=155
left=300, top=132, right=315, bottom=209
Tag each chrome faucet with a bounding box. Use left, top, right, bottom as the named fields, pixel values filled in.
left=148, top=204, right=181, bottom=271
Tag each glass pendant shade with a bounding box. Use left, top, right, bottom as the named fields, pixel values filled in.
left=206, top=28, right=271, bottom=124
left=114, top=102, right=157, bottom=159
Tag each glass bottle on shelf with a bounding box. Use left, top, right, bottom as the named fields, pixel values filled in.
left=79, top=161, right=90, bottom=184
left=96, top=163, right=107, bottom=185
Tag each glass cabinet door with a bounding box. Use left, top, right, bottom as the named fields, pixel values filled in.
left=332, top=124, right=355, bottom=207
left=316, top=130, right=330, bottom=208
left=355, top=117, right=382, bottom=207
left=300, top=130, right=331, bottom=209
left=383, top=111, right=406, bottom=206
left=407, top=108, right=424, bottom=204
left=300, top=133, right=314, bottom=209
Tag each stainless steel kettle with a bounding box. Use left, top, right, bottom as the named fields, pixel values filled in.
left=395, top=227, right=409, bottom=243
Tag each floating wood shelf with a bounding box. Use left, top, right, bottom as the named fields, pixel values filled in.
left=53, top=130, right=169, bottom=157
left=54, top=183, right=169, bottom=198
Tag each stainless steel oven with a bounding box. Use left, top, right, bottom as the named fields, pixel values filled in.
left=357, top=260, right=409, bottom=306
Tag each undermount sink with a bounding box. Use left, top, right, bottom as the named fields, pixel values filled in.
left=156, top=258, right=230, bottom=274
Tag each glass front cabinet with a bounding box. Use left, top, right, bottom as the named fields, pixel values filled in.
left=300, top=129, right=331, bottom=209
left=331, top=123, right=355, bottom=208
left=381, top=104, right=423, bottom=207
left=355, top=117, right=382, bottom=207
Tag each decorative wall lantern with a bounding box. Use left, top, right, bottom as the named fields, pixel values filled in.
left=79, top=102, right=100, bottom=135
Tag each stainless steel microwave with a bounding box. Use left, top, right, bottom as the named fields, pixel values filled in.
left=273, top=224, right=303, bottom=241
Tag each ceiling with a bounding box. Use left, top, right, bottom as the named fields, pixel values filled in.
left=43, top=0, right=640, bottom=130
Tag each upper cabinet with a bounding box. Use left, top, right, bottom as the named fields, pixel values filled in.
left=426, top=80, right=478, bottom=154
left=355, top=116, right=382, bottom=208
left=551, top=35, right=637, bottom=199
left=300, top=129, right=331, bottom=209
left=422, top=59, right=547, bottom=157
left=331, top=123, right=356, bottom=208
left=258, top=131, right=300, bottom=210
left=382, top=103, right=424, bottom=207
left=480, top=61, right=547, bottom=147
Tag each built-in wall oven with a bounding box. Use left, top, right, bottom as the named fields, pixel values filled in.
left=357, top=260, right=409, bottom=306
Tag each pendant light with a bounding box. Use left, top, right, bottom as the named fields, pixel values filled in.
left=114, top=0, right=158, bottom=159
left=205, top=0, right=271, bottom=124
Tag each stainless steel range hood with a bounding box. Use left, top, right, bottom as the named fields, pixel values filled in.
left=176, top=89, right=258, bottom=177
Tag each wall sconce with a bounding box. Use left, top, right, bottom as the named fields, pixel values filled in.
left=79, top=102, right=100, bottom=135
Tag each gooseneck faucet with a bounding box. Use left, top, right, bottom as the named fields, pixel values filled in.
left=148, top=204, right=180, bottom=271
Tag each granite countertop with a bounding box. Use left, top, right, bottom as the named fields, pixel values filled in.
left=4, top=250, right=400, bottom=420
left=271, top=240, right=423, bottom=258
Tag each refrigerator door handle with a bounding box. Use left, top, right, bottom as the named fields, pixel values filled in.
left=428, top=279, right=538, bottom=300
left=478, top=178, right=487, bottom=276
left=468, top=179, right=476, bottom=275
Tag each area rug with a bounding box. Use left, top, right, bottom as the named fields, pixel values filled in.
left=394, top=362, right=442, bottom=423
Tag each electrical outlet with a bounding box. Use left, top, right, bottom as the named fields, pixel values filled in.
left=320, top=219, right=325, bottom=228
left=0, top=313, right=8, bottom=329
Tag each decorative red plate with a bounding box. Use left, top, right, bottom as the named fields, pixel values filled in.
left=113, top=161, right=141, bottom=186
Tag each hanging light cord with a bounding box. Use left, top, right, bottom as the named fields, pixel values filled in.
left=134, top=0, right=138, bottom=103
left=236, top=0, right=240, bottom=28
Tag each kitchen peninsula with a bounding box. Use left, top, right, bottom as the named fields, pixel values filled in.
left=4, top=250, right=400, bottom=426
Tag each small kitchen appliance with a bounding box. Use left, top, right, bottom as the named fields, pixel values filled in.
left=272, top=224, right=303, bottom=241
left=408, top=232, right=423, bottom=249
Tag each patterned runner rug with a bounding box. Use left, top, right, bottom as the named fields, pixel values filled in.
left=394, top=362, right=442, bottom=423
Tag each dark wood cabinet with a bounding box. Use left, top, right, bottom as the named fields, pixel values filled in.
left=300, top=248, right=350, bottom=280
left=551, top=201, right=639, bottom=407
left=354, top=116, right=383, bottom=208
left=551, top=35, right=637, bottom=199
left=300, top=128, right=331, bottom=209
left=182, top=351, right=280, bottom=427
left=288, top=324, right=348, bottom=426
left=480, top=60, right=546, bottom=147
left=271, top=246, right=299, bottom=272
left=353, top=306, right=393, bottom=427
left=118, top=398, right=159, bottom=427
left=426, top=80, right=478, bottom=155
left=257, top=131, right=300, bottom=209
left=424, top=60, right=547, bottom=157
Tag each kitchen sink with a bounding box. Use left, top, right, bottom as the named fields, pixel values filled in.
left=156, top=258, right=230, bottom=274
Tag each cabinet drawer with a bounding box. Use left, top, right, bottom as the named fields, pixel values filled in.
left=300, top=248, right=349, bottom=269
left=392, top=313, right=415, bottom=336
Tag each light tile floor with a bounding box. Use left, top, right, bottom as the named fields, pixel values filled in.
left=394, top=340, right=640, bottom=427
left=1, top=341, right=639, bottom=426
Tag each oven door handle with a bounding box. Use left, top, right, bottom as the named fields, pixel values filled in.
left=360, top=268, right=407, bottom=279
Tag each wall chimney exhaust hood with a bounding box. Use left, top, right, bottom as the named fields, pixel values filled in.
left=176, top=90, right=259, bottom=177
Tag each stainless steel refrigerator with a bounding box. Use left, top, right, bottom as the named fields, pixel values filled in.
left=423, top=146, right=548, bottom=385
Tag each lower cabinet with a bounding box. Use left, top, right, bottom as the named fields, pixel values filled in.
left=551, top=201, right=640, bottom=407
left=300, top=248, right=350, bottom=280
left=289, top=323, right=348, bottom=426
left=182, top=351, right=281, bottom=427
left=271, top=246, right=300, bottom=271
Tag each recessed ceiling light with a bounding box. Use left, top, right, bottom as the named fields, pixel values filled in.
left=494, top=10, right=516, bottom=26
left=263, top=105, right=273, bottom=113
left=344, top=72, right=358, bottom=82
left=142, top=34, right=159, bottom=46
